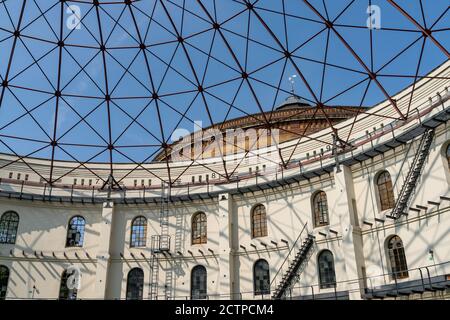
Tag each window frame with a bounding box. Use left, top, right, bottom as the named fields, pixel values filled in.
left=446, top=144, right=450, bottom=171
left=386, top=235, right=409, bottom=280
left=376, top=171, right=396, bottom=211
left=253, top=259, right=270, bottom=296
left=0, top=265, right=9, bottom=300
left=59, top=270, right=78, bottom=300
left=65, top=216, right=86, bottom=248
left=130, top=216, right=148, bottom=248
left=0, top=211, right=19, bottom=245
left=126, top=268, right=144, bottom=300
left=191, top=212, right=207, bottom=245
left=312, top=191, right=329, bottom=228
left=318, top=250, right=336, bottom=289
left=191, top=265, right=207, bottom=300
left=251, top=204, right=268, bottom=238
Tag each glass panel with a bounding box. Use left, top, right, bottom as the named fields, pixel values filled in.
left=191, top=266, right=207, bottom=299
left=0, top=266, right=9, bottom=300
left=59, top=270, right=77, bottom=300
left=314, top=192, right=329, bottom=227
left=192, top=213, right=207, bottom=245
left=377, top=172, right=395, bottom=211
left=0, top=212, right=19, bottom=244
left=252, top=205, right=267, bottom=238
left=388, top=236, right=409, bottom=279
left=126, top=268, right=144, bottom=300
left=318, top=251, right=336, bottom=289
left=66, top=216, right=85, bottom=247
left=254, top=260, right=270, bottom=295
left=131, top=217, right=147, bottom=248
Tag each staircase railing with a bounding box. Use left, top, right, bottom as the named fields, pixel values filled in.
left=388, top=129, right=435, bottom=219
left=270, top=222, right=313, bottom=299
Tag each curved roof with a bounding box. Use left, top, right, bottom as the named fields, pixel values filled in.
left=0, top=1, right=448, bottom=186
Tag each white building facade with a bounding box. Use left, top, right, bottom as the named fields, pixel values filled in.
left=0, top=62, right=450, bottom=300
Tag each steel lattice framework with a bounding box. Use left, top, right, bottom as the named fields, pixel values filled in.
left=0, top=0, right=448, bottom=186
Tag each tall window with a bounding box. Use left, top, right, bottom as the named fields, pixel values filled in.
left=0, top=211, right=19, bottom=244
left=59, top=270, right=78, bottom=300
left=312, top=191, right=329, bottom=227
left=318, top=250, right=336, bottom=289
left=66, top=216, right=85, bottom=247
left=251, top=204, right=267, bottom=238
left=191, top=265, right=207, bottom=299
left=192, top=212, right=207, bottom=245
left=0, top=265, right=9, bottom=300
left=126, top=268, right=144, bottom=300
left=446, top=145, right=450, bottom=170
left=387, top=235, right=409, bottom=279
left=377, top=171, right=395, bottom=211
left=130, top=216, right=147, bottom=248
left=253, top=259, right=270, bottom=296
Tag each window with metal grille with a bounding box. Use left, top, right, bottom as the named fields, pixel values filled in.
left=130, top=216, right=147, bottom=248
left=192, top=212, right=207, bottom=245
left=251, top=204, right=267, bottom=238
left=387, top=235, right=409, bottom=280
left=253, top=259, right=270, bottom=296
left=59, top=270, right=77, bottom=300
left=0, top=211, right=19, bottom=244
left=0, top=265, right=9, bottom=300
left=126, top=268, right=144, bottom=300
left=313, top=191, right=329, bottom=227
left=377, top=171, right=395, bottom=211
left=66, top=216, right=85, bottom=247
left=318, top=250, right=336, bottom=289
left=191, top=265, right=207, bottom=299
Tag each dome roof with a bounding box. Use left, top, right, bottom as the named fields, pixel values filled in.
left=276, top=95, right=311, bottom=110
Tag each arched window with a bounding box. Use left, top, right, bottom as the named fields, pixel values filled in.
left=377, top=171, right=395, bottom=211
left=192, top=212, right=207, bottom=245
left=387, top=235, right=409, bottom=279
left=130, top=216, right=147, bottom=248
left=312, top=191, right=329, bottom=227
left=59, top=270, right=78, bottom=300
left=318, top=250, right=336, bottom=289
left=126, top=268, right=144, bottom=300
left=446, top=145, right=450, bottom=170
left=66, top=216, right=85, bottom=247
left=251, top=204, right=267, bottom=238
left=0, top=265, right=9, bottom=300
left=191, top=265, right=207, bottom=300
left=0, top=211, right=19, bottom=244
left=253, top=259, right=270, bottom=296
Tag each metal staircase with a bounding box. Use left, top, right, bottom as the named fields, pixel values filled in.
left=149, top=182, right=171, bottom=300
left=271, top=224, right=315, bottom=300
left=387, top=128, right=435, bottom=220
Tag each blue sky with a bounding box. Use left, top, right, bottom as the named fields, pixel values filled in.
left=0, top=0, right=448, bottom=164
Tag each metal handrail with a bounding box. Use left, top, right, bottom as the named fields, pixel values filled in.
left=269, top=222, right=309, bottom=289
